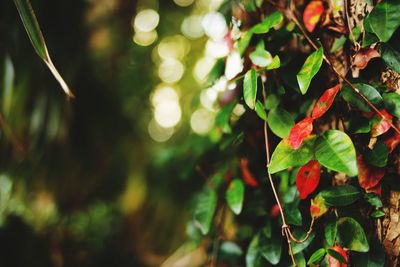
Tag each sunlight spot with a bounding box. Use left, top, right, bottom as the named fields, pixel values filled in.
left=190, top=108, right=215, bottom=135
left=148, top=119, right=174, bottom=142
left=133, top=30, right=158, bottom=46
left=193, top=56, right=215, bottom=83
left=173, top=0, right=195, bottom=7
left=206, top=40, right=229, bottom=58
left=181, top=15, right=204, bottom=39
left=134, top=9, right=160, bottom=32
left=158, top=59, right=184, bottom=83
left=225, top=51, right=243, bottom=80
left=202, top=12, right=227, bottom=40
left=157, top=35, right=190, bottom=60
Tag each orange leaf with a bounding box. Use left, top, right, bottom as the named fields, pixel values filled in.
left=327, top=245, right=349, bottom=267
left=371, top=109, right=393, bottom=137
left=288, top=117, right=314, bottom=149
left=303, top=1, right=324, bottom=32
left=310, top=194, right=328, bottom=219
left=240, top=158, right=258, bottom=187
left=296, top=160, right=321, bottom=199
left=357, top=155, right=385, bottom=194
left=312, top=84, right=342, bottom=119
left=353, top=48, right=380, bottom=70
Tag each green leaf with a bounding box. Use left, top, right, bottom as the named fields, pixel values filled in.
left=267, top=107, right=295, bottom=138
left=220, top=241, right=243, bottom=256
left=348, top=116, right=371, bottom=134
left=337, top=217, right=369, bottom=252
left=226, top=178, right=245, bottom=215
left=331, top=36, right=347, bottom=53
left=243, top=68, right=258, bottom=109
left=283, top=205, right=302, bottom=226
left=297, top=48, right=324, bottom=95
left=13, top=0, right=73, bottom=97
left=251, top=11, right=283, bottom=34
left=265, top=55, right=280, bottom=70
left=321, top=185, right=361, bottom=206
left=250, top=42, right=273, bottom=67
left=215, top=100, right=237, bottom=134
left=327, top=248, right=347, bottom=264
left=259, top=230, right=282, bottom=265
left=238, top=31, right=253, bottom=56
left=315, top=130, right=358, bottom=177
left=364, top=141, right=388, bottom=168
left=292, top=230, right=315, bottom=254
left=194, top=188, right=217, bottom=235
left=307, top=248, right=326, bottom=265
left=364, top=193, right=383, bottom=208
left=352, top=239, right=385, bottom=267
left=269, top=136, right=316, bottom=174
left=324, top=220, right=337, bottom=247
left=383, top=92, right=400, bottom=118
left=371, top=210, right=385, bottom=218
left=364, top=0, right=400, bottom=42
left=341, top=83, right=383, bottom=112
left=265, top=94, right=280, bottom=110
left=380, top=44, right=400, bottom=74
left=255, top=100, right=267, bottom=121
left=246, top=235, right=263, bottom=267
left=294, top=252, right=306, bottom=267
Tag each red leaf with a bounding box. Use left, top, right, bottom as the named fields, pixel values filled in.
left=303, top=1, right=324, bottom=32
left=357, top=155, right=385, bottom=194
left=240, top=158, right=258, bottom=187
left=296, top=160, right=321, bottom=199
left=327, top=245, right=349, bottom=267
left=311, top=84, right=342, bottom=119
left=353, top=48, right=380, bottom=70
left=288, top=117, right=314, bottom=149
left=371, top=109, right=393, bottom=137
left=270, top=204, right=280, bottom=218
left=383, top=132, right=400, bottom=152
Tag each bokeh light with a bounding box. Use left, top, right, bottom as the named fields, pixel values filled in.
left=190, top=108, right=215, bottom=135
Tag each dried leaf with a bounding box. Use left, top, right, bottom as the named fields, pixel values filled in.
left=357, top=155, right=385, bottom=195
left=312, top=84, right=342, bottom=119
left=296, top=160, right=321, bottom=199
left=353, top=48, right=380, bottom=70
left=240, top=158, right=258, bottom=187
left=303, top=1, right=324, bottom=32
left=288, top=117, right=314, bottom=149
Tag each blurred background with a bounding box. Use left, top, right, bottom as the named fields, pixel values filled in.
left=0, top=0, right=231, bottom=266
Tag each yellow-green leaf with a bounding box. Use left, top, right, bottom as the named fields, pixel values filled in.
left=297, top=48, right=324, bottom=95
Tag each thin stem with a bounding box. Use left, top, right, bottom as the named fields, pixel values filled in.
left=286, top=218, right=315, bottom=244
left=343, top=0, right=360, bottom=51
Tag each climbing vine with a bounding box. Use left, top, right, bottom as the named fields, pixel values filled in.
left=187, top=0, right=400, bottom=266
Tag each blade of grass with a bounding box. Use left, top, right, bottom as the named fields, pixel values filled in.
left=13, top=0, right=74, bottom=98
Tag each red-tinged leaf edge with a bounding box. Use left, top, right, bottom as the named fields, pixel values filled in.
left=296, top=160, right=321, bottom=199
left=303, top=1, right=324, bottom=32
left=240, top=158, right=258, bottom=187
left=383, top=132, right=400, bottom=152
left=311, top=84, right=342, bottom=119
left=288, top=117, right=314, bottom=149
left=371, top=109, right=393, bottom=137
left=327, top=245, right=349, bottom=267
left=357, top=155, right=385, bottom=194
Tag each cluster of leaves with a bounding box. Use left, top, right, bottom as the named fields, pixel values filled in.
left=187, top=0, right=400, bottom=266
